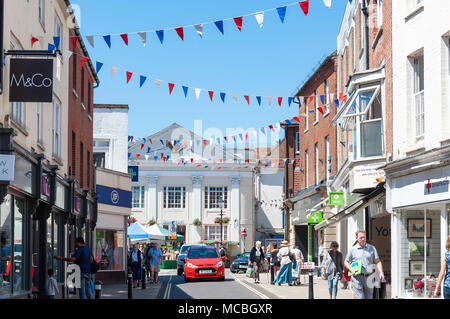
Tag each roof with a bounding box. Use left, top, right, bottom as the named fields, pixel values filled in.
left=94, top=104, right=129, bottom=109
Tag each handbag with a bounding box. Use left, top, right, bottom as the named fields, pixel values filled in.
left=246, top=266, right=254, bottom=278
left=323, top=252, right=335, bottom=276
left=90, top=255, right=100, bottom=274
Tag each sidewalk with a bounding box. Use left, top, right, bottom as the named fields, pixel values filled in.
left=233, top=271, right=354, bottom=299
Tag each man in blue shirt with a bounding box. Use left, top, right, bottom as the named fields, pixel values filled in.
left=148, top=243, right=163, bottom=284
left=55, top=237, right=93, bottom=299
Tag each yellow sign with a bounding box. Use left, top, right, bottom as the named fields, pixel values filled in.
left=168, top=236, right=177, bottom=240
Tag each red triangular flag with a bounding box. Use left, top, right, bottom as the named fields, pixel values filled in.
left=140, top=143, right=144, bottom=150
left=308, top=95, right=314, bottom=105
left=203, top=140, right=207, bottom=146
left=218, top=167, right=222, bottom=170
left=126, top=71, right=133, bottom=84
left=278, top=97, right=283, bottom=107
left=70, top=36, right=78, bottom=50
left=163, top=157, right=166, bottom=162
left=136, top=154, right=140, bottom=159
left=245, top=132, right=249, bottom=140
left=31, top=36, right=39, bottom=48
left=269, top=125, right=275, bottom=132
left=208, top=91, right=214, bottom=101
left=220, top=159, right=223, bottom=163
left=130, top=136, right=134, bottom=142
left=120, top=33, right=128, bottom=46
left=244, top=95, right=250, bottom=105
left=224, top=137, right=228, bottom=143
left=343, top=95, right=348, bottom=103
left=149, top=138, right=152, bottom=144
left=299, top=0, right=309, bottom=17
left=233, top=16, right=243, bottom=32
left=339, top=92, right=344, bottom=101
left=293, top=116, right=301, bottom=123
left=178, top=159, right=182, bottom=165
left=318, top=106, right=324, bottom=115
left=190, top=158, right=194, bottom=163
left=168, top=83, right=175, bottom=95
left=175, top=27, right=184, bottom=41
left=246, top=159, right=250, bottom=163
left=196, top=164, right=202, bottom=168
left=80, top=56, right=88, bottom=69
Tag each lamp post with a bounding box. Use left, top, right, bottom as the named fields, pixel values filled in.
left=218, top=198, right=224, bottom=245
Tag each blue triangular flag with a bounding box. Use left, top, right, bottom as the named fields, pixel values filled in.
left=288, top=97, right=293, bottom=106
left=48, top=43, right=56, bottom=51
left=154, top=156, right=158, bottom=161
left=140, top=76, right=147, bottom=88
left=156, top=30, right=164, bottom=44
left=160, top=139, right=164, bottom=145
left=285, top=120, right=292, bottom=125
left=103, top=35, right=111, bottom=48
left=204, top=166, right=208, bottom=168
left=182, top=86, right=189, bottom=97
left=285, top=160, right=289, bottom=165
left=309, top=110, right=315, bottom=113
left=166, top=155, right=170, bottom=161
left=320, top=95, right=325, bottom=105
left=147, top=147, right=151, bottom=153
left=128, top=136, right=131, bottom=141
left=334, top=99, right=340, bottom=107
left=220, top=92, right=226, bottom=103
left=128, top=153, right=131, bottom=158
left=53, top=37, right=60, bottom=49
left=256, top=96, right=261, bottom=106
left=277, top=6, right=287, bottom=23
left=214, top=20, right=224, bottom=34
left=96, top=61, right=104, bottom=74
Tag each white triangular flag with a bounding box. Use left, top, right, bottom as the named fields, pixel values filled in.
left=86, top=36, right=94, bottom=48
left=330, top=93, right=334, bottom=102
left=323, top=0, right=332, bottom=8
left=37, top=36, right=45, bottom=49
left=194, top=24, right=203, bottom=38
left=276, top=122, right=281, bottom=131
left=267, top=96, right=272, bottom=106
left=145, top=155, right=149, bottom=160
left=154, top=79, right=161, bottom=91
left=138, top=32, right=147, bottom=46
left=232, top=94, right=238, bottom=103
left=111, top=66, right=119, bottom=78
left=63, top=50, right=73, bottom=63
left=195, top=88, right=202, bottom=100
left=254, top=11, right=264, bottom=28
left=253, top=130, right=257, bottom=138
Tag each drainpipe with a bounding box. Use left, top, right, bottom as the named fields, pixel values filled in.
left=362, top=0, right=370, bottom=70
left=0, top=0, right=4, bottom=94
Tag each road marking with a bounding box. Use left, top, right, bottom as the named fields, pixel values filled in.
left=163, top=275, right=173, bottom=299
left=230, top=273, right=269, bottom=299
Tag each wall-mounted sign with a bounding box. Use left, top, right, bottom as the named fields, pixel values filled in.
left=424, top=178, right=449, bottom=195
left=128, top=166, right=138, bottom=182
left=168, top=221, right=177, bottom=240
left=0, top=155, right=15, bottom=181
left=9, top=59, right=53, bottom=102
left=328, top=192, right=344, bottom=206
left=96, top=185, right=131, bottom=208
left=307, top=211, right=323, bottom=224
left=74, top=197, right=81, bottom=212
left=41, top=175, right=50, bottom=197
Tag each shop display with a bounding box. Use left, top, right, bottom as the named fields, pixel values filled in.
left=409, top=260, right=425, bottom=277
left=407, top=219, right=431, bottom=239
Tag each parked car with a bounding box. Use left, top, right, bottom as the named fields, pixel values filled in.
left=230, top=252, right=251, bottom=273
left=184, top=246, right=226, bottom=282
left=176, top=244, right=205, bottom=276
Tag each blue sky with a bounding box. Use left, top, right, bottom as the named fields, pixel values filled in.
left=74, top=0, right=346, bottom=145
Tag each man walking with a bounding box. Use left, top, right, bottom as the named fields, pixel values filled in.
left=54, top=237, right=93, bottom=299
left=148, top=243, right=163, bottom=284
left=345, top=230, right=385, bottom=299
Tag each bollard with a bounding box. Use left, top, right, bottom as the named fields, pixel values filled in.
left=308, top=270, right=314, bottom=299
left=141, top=266, right=146, bottom=290
left=94, top=280, right=102, bottom=299
left=127, top=270, right=133, bottom=299
left=270, top=263, right=274, bottom=285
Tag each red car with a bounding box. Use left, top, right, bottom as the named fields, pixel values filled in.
left=184, top=246, right=226, bottom=282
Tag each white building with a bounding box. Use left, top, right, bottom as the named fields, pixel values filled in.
left=384, top=0, right=450, bottom=299
left=128, top=123, right=256, bottom=255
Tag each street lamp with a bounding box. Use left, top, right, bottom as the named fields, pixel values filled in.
left=218, top=198, right=224, bottom=245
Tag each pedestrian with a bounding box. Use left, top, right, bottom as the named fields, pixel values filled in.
left=54, top=237, right=93, bottom=299
left=318, top=239, right=324, bottom=277
left=273, top=241, right=294, bottom=286
left=434, top=236, right=450, bottom=299
left=148, top=243, right=163, bottom=284
left=342, top=266, right=351, bottom=290
left=144, top=243, right=153, bottom=282
left=45, top=269, right=59, bottom=299
left=266, top=244, right=274, bottom=272
left=291, top=246, right=304, bottom=285
left=344, top=230, right=385, bottom=299
left=127, top=244, right=142, bottom=288
left=271, top=244, right=281, bottom=282
left=322, top=241, right=344, bottom=299
left=249, top=241, right=265, bottom=283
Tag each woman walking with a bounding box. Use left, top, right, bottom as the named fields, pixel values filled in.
left=249, top=241, right=265, bottom=283
left=434, top=236, right=450, bottom=299
left=322, top=241, right=344, bottom=299
left=128, top=245, right=142, bottom=288
left=273, top=241, right=294, bottom=286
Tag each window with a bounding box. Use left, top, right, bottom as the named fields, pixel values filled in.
left=71, top=131, right=76, bottom=176
left=377, top=0, right=383, bottom=28
left=87, top=151, right=90, bottom=189
left=413, top=55, right=425, bottom=138
left=80, top=142, right=84, bottom=187
left=52, top=99, right=61, bottom=158
left=325, top=136, right=330, bottom=181
left=81, top=68, right=85, bottom=108
left=315, top=90, right=319, bottom=123
left=305, top=98, right=309, bottom=131
left=10, top=35, right=25, bottom=128
left=72, top=54, right=77, bottom=93
left=163, top=187, right=186, bottom=209
left=39, top=0, right=45, bottom=27
left=315, top=143, right=319, bottom=185
left=295, top=131, right=300, bottom=154
left=93, top=152, right=106, bottom=168
left=325, top=79, right=330, bottom=114
left=95, top=230, right=125, bottom=271
left=305, top=150, right=309, bottom=188
left=88, top=81, right=92, bottom=115
left=204, top=187, right=228, bottom=209
left=37, top=103, right=43, bottom=144
left=132, top=186, right=145, bottom=209
left=54, top=14, right=62, bottom=50
left=93, top=140, right=110, bottom=148
left=204, top=225, right=228, bottom=241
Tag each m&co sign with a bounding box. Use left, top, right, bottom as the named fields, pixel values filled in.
left=9, top=59, right=53, bottom=102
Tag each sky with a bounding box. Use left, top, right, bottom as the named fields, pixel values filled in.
left=73, top=0, right=347, bottom=146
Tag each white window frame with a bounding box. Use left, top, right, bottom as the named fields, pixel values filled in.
left=314, top=90, right=319, bottom=125
left=205, top=187, right=228, bottom=209
left=324, top=79, right=330, bottom=115
left=315, top=143, right=319, bottom=185
left=304, top=99, right=309, bottom=132
left=10, top=35, right=25, bottom=128
left=204, top=225, right=228, bottom=241
left=52, top=98, right=61, bottom=158
left=413, top=55, right=425, bottom=139
left=163, top=187, right=186, bottom=209
left=132, top=186, right=145, bottom=209
left=39, top=0, right=45, bottom=28
left=295, top=131, right=300, bottom=155
left=325, top=136, right=330, bottom=181
left=305, top=150, right=309, bottom=188
left=341, top=85, right=381, bottom=119
left=377, top=0, right=383, bottom=29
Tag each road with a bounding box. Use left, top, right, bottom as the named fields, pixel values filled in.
left=157, top=269, right=279, bottom=299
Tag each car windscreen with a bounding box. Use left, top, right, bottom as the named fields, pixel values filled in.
left=240, top=252, right=250, bottom=259
left=187, top=248, right=219, bottom=259
left=180, top=246, right=190, bottom=254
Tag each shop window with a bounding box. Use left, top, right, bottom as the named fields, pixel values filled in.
left=46, top=212, right=63, bottom=282
left=0, top=196, right=12, bottom=296
left=95, top=230, right=124, bottom=271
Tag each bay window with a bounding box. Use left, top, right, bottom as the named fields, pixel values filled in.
left=163, top=187, right=186, bottom=209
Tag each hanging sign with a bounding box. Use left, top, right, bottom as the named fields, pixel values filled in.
left=128, top=166, right=139, bottom=182
left=9, top=59, right=54, bottom=102
left=307, top=211, right=323, bottom=224
left=168, top=221, right=177, bottom=240
left=328, top=192, right=344, bottom=206
left=0, top=155, right=15, bottom=181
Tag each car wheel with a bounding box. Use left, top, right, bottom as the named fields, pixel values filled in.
left=230, top=269, right=236, bottom=273
left=184, top=276, right=190, bottom=283
left=177, top=268, right=183, bottom=276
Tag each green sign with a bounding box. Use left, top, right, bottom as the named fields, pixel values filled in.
left=307, top=211, right=323, bottom=224
left=329, top=192, right=344, bottom=206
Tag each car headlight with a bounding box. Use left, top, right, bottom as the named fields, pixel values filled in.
left=215, top=261, right=223, bottom=267
left=186, top=262, right=198, bottom=268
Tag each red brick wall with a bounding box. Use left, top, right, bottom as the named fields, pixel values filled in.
left=68, top=29, right=95, bottom=192
left=284, top=125, right=300, bottom=197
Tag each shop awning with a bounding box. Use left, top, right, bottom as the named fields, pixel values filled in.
left=314, top=183, right=385, bottom=230
left=146, top=224, right=185, bottom=242
left=127, top=222, right=165, bottom=241
left=199, top=240, right=240, bottom=246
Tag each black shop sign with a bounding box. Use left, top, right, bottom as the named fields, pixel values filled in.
left=9, top=58, right=53, bottom=102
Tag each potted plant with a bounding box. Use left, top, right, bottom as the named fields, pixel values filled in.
left=147, top=219, right=156, bottom=226
left=127, top=217, right=137, bottom=225
left=193, top=218, right=202, bottom=226
left=214, top=217, right=230, bottom=224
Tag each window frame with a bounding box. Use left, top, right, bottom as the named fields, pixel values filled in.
left=38, top=0, right=45, bottom=28
left=9, top=35, right=25, bottom=128
left=163, top=186, right=187, bottom=209
left=52, top=98, right=61, bottom=158
left=204, top=225, right=228, bottom=241
left=204, top=186, right=228, bottom=209
left=132, top=186, right=145, bottom=209
left=412, top=55, right=425, bottom=138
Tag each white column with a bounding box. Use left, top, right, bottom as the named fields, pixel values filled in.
left=231, top=177, right=240, bottom=243
left=191, top=176, right=203, bottom=243
left=441, top=203, right=448, bottom=255
left=147, top=176, right=158, bottom=223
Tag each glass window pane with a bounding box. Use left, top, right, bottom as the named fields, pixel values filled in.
left=13, top=198, right=26, bottom=293
left=0, top=196, right=12, bottom=295
left=361, top=120, right=382, bottom=158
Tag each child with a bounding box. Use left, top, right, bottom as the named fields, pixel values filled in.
left=342, top=266, right=351, bottom=289
left=45, top=269, right=59, bottom=299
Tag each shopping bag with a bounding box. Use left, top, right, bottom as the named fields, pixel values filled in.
left=349, top=260, right=362, bottom=276
left=246, top=266, right=254, bottom=278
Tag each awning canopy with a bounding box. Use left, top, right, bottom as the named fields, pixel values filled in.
left=199, top=240, right=240, bottom=246
left=146, top=224, right=185, bottom=242
left=127, top=222, right=165, bottom=241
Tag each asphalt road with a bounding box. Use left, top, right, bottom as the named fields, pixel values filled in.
left=157, top=269, right=278, bottom=299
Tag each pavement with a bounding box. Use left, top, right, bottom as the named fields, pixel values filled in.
left=101, top=276, right=163, bottom=299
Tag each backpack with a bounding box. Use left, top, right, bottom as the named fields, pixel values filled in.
left=90, top=251, right=100, bottom=274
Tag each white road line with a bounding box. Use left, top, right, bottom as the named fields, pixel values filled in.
left=230, top=273, right=269, bottom=299
left=163, top=276, right=173, bottom=299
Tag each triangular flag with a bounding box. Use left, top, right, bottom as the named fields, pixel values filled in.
left=220, top=92, right=226, bottom=103
left=309, top=95, right=314, bottom=105
left=318, top=106, right=324, bottom=115
left=269, top=125, right=275, bottom=132
left=208, top=91, right=214, bottom=102
left=80, top=56, right=88, bottom=69
left=31, top=36, right=39, bottom=48
left=168, top=83, right=175, bottom=95
left=224, top=137, right=228, bottom=143
left=214, top=20, right=224, bottom=35
left=268, top=96, right=272, bottom=106
left=145, top=155, right=149, bottom=160
left=86, top=36, right=94, bottom=48
left=48, top=43, right=55, bottom=51
left=166, top=155, right=170, bottom=161
left=175, top=27, right=184, bottom=41
left=254, top=12, right=264, bottom=28
left=138, top=32, right=147, bottom=46
left=245, top=132, right=249, bottom=140
left=194, top=24, right=203, bottom=38
left=140, top=144, right=144, bottom=150
left=195, top=88, right=202, bottom=100
left=278, top=97, right=283, bottom=107
left=147, top=147, right=151, bottom=153
left=339, top=92, right=344, bottom=101
left=53, top=36, right=60, bottom=49
left=63, top=50, right=73, bottom=64
left=136, top=154, right=140, bottom=160
left=232, top=94, right=238, bottom=103
left=120, top=33, right=129, bottom=46
left=96, top=61, right=104, bottom=74
left=70, top=36, right=77, bottom=50
left=233, top=17, right=243, bottom=31
left=288, top=97, right=293, bottom=106
left=256, top=96, right=261, bottom=106
left=244, top=95, right=250, bottom=105
left=154, top=156, right=158, bottom=161
left=239, top=134, right=243, bottom=141
left=299, top=0, right=310, bottom=17
left=140, top=76, right=147, bottom=88
left=293, top=116, right=301, bottom=122
left=320, top=95, right=325, bottom=105
left=128, top=153, right=131, bottom=158
left=103, top=35, right=111, bottom=48
left=277, top=6, right=287, bottom=23
left=182, top=86, right=189, bottom=97
left=126, top=71, right=133, bottom=84
left=343, top=95, right=348, bottom=103
left=156, top=30, right=164, bottom=44
left=130, top=136, right=134, bottom=142
left=154, top=79, right=161, bottom=91
left=335, top=99, right=340, bottom=107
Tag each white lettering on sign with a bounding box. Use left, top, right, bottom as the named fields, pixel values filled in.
left=10, top=73, right=53, bottom=88
left=66, top=264, right=80, bottom=289
left=0, top=155, right=15, bottom=181
left=301, top=262, right=315, bottom=270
